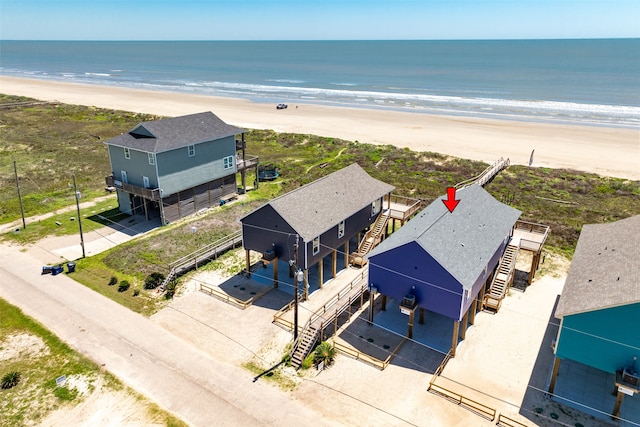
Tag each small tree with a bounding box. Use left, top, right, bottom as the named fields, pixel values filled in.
left=108, top=276, right=118, bottom=286
left=144, top=272, right=165, bottom=290
left=1, top=371, right=21, bottom=389
left=313, top=341, right=337, bottom=368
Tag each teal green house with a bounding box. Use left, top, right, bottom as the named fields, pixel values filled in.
left=550, top=215, right=640, bottom=415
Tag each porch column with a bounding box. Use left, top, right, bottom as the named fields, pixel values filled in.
left=419, top=308, right=425, bottom=324
left=303, top=269, right=309, bottom=300
left=318, top=258, right=323, bottom=289
left=273, top=258, right=278, bottom=288
left=344, top=241, right=349, bottom=268
left=460, top=311, right=469, bottom=340
left=407, top=309, right=415, bottom=339
left=254, top=163, right=259, bottom=189
left=368, top=292, right=375, bottom=323
left=245, top=249, right=251, bottom=277
left=332, top=250, right=337, bottom=278
left=470, top=298, right=477, bottom=325
left=548, top=357, right=561, bottom=394
left=479, top=285, right=486, bottom=311
left=381, top=295, right=387, bottom=311
left=612, top=389, right=625, bottom=420
left=451, top=321, right=460, bottom=357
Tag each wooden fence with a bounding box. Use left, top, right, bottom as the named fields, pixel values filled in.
left=198, top=282, right=273, bottom=310
left=428, top=383, right=497, bottom=421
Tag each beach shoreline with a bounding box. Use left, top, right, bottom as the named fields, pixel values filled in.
left=1, top=75, right=638, bottom=180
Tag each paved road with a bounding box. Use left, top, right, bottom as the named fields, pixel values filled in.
left=0, top=245, right=338, bottom=427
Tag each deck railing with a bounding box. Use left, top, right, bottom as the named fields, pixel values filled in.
left=384, top=194, right=422, bottom=220
left=514, top=219, right=550, bottom=251
left=105, top=175, right=161, bottom=201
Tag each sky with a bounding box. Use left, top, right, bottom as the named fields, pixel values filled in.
left=1, top=0, right=638, bottom=41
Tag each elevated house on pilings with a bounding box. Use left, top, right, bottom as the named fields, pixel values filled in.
left=240, top=163, right=396, bottom=299
left=549, top=215, right=640, bottom=421
left=366, top=185, right=522, bottom=357
left=104, top=111, right=258, bottom=224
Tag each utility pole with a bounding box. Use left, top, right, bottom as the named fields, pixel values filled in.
left=73, top=174, right=85, bottom=258
left=293, top=235, right=299, bottom=340
left=14, top=160, right=26, bottom=229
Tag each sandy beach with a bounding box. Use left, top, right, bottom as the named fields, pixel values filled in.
left=1, top=75, right=638, bottom=180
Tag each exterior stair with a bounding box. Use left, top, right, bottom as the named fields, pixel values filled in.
left=350, top=211, right=390, bottom=267
left=483, top=239, right=520, bottom=312
left=290, top=325, right=320, bottom=369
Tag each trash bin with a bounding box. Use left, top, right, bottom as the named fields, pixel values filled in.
left=51, top=265, right=64, bottom=275
left=67, top=262, right=76, bottom=273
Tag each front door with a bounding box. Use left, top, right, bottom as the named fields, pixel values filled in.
left=121, top=170, right=128, bottom=184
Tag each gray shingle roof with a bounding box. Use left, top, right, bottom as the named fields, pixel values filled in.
left=259, top=163, right=394, bottom=241
left=367, top=185, right=521, bottom=290
left=555, top=215, right=640, bottom=318
left=104, top=111, right=245, bottom=153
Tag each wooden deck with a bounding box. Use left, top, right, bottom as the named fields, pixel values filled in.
left=512, top=220, right=549, bottom=253
left=385, top=194, right=422, bottom=222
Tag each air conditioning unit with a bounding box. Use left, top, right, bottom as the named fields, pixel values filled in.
left=623, top=367, right=639, bottom=386
left=402, top=294, right=416, bottom=308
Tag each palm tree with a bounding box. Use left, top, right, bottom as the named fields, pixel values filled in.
left=313, top=341, right=337, bottom=367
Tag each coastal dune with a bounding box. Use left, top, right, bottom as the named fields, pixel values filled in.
left=2, top=76, right=638, bottom=180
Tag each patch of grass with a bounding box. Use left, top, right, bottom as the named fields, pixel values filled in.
left=0, top=297, right=186, bottom=426
left=242, top=360, right=298, bottom=391
left=2, top=196, right=119, bottom=244
left=0, top=97, right=159, bottom=224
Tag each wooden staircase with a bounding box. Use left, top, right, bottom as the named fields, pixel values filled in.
left=350, top=211, right=390, bottom=267
left=288, top=272, right=369, bottom=369
left=290, top=325, right=320, bottom=369
left=483, top=240, right=520, bottom=312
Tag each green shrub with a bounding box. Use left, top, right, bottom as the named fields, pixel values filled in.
left=117, top=280, right=130, bottom=292
left=164, top=281, right=176, bottom=299
left=132, top=289, right=140, bottom=297
left=300, top=353, right=314, bottom=370
left=53, top=386, right=78, bottom=401
left=313, top=341, right=337, bottom=367
left=144, top=272, right=165, bottom=290
left=1, top=371, right=21, bottom=389
left=108, top=276, right=118, bottom=286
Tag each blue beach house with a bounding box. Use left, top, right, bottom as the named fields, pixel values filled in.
left=105, top=112, right=257, bottom=224
left=549, top=215, right=640, bottom=418
left=240, top=163, right=395, bottom=298
left=366, top=185, right=521, bottom=356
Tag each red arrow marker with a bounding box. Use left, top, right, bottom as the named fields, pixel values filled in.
left=442, top=187, right=460, bottom=213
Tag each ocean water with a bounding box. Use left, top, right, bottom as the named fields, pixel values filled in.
left=1, top=39, right=638, bottom=127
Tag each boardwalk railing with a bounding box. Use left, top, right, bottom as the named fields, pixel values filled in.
left=455, top=157, right=510, bottom=189
left=273, top=300, right=296, bottom=331
left=159, top=230, right=243, bottom=291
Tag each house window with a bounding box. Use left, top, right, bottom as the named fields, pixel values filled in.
left=148, top=153, right=155, bottom=165
left=338, top=220, right=345, bottom=238
left=188, top=145, right=195, bottom=157
left=313, top=236, right=320, bottom=255
left=371, top=198, right=381, bottom=216
left=124, top=147, right=130, bottom=159
left=223, top=155, right=234, bottom=170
